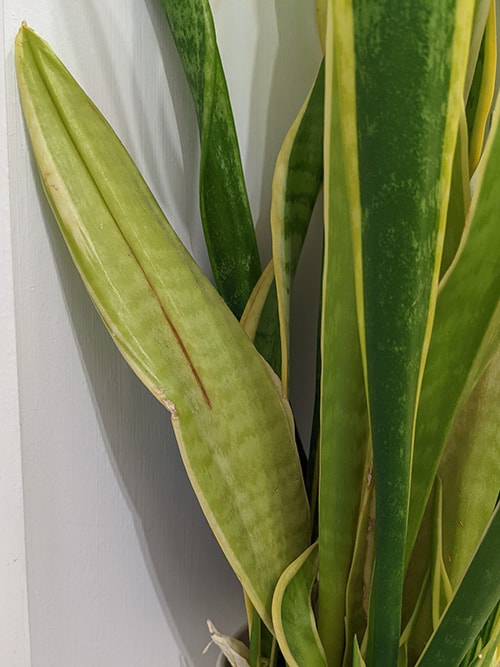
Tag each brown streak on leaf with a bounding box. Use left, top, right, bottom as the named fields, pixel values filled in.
left=109, top=218, right=212, bottom=409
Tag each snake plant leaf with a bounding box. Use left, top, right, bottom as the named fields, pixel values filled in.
left=316, top=0, right=327, bottom=52
left=158, top=0, right=283, bottom=375
left=465, top=0, right=494, bottom=99
left=343, top=471, right=375, bottom=667
left=438, top=349, right=500, bottom=590
left=465, top=1, right=497, bottom=173
left=15, top=24, right=310, bottom=629
left=272, top=542, right=327, bottom=667
left=330, top=2, right=474, bottom=664
left=240, top=261, right=275, bottom=343
left=205, top=621, right=250, bottom=667
left=318, top=8, right=369, bottom=664
left=271, top=60, right=324, bottom=394
left=465, top=605, right=500, bottom=667
left=441, top=105, right=470, bottom=279
left=415, top=505, right=500, bottom=667
left=157, top=0, right=261, bottom=319
left=407, top=93, right=500, bottom=564
left=430, top=478, right=453, bottom=630
left=353, top=637, right=367, bottom=667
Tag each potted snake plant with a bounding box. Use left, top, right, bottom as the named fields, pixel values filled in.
left=15, top=0, right=499, bottom=665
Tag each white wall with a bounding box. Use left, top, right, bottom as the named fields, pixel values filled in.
left=1, top=2, right=321, bottom=666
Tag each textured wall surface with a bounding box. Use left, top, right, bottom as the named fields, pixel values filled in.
left=1, top=2, right=321, bottom=665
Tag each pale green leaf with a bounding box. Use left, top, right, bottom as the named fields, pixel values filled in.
left=15, top=24, right=310, bottom=629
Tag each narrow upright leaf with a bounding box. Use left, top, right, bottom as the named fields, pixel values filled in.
left=158, top=0, right=261, bottom=318
left=329, top=2, right=475, bottom=665
left=318, top=6, right=368, bottom=664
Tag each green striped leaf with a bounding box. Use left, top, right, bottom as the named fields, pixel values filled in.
left=158, top=0, right=261, bottom=318
left=329, top=2, right=475, bottom=664
left=15, top=24, right=310, bottom=630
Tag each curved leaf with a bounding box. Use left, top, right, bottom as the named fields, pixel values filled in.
left=15, top=24, right=310, bottom=629
left=270, top=60, right=324, bottom=394
left=272, top=542, right=327, bottom=667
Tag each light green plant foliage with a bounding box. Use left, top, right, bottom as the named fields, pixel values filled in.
left=15, top=24, right=311, bottom=631
left=353, top=637, right=367, bottom=667
left=15, top=0, right=500, bottom=665
left=272, top=543, right=327, bottom=667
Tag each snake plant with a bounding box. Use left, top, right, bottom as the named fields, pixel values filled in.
left=15, top=1, right=499, bottom=666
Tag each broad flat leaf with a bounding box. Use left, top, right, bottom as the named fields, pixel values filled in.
left=272, top=542, right=327, bottom=667
left=158, top=0, right=261, bottom=318
left=416, top=505, right=500, bottom=667
left=15, top=25, right=310, bottom=629
left=329, top=2, right=474, bottom=665
left=318, top=7, right=368, bottom=665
